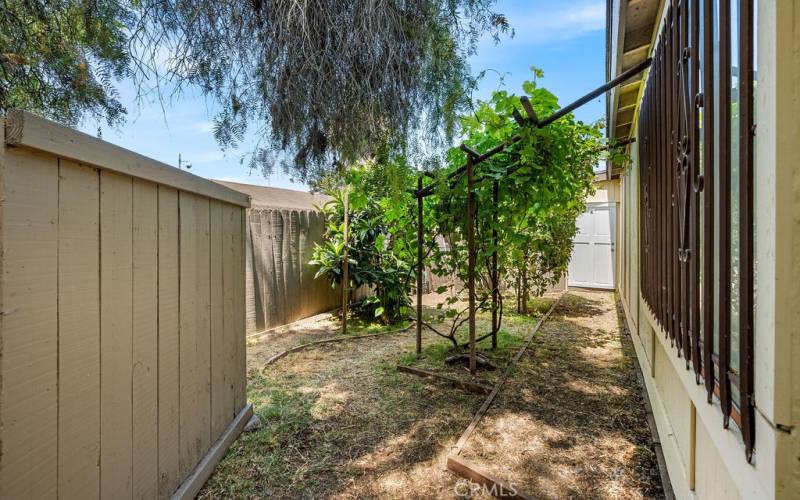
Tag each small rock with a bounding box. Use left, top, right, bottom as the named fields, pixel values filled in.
left=243, top=414, right=262, bottom=432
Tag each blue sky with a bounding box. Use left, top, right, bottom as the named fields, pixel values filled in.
left=82, top=0, right=606, bottom=192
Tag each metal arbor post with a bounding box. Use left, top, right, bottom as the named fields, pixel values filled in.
left=466, top=155, right=477, bottom=374
left=342, top=186, right=349, bottom=335
left=416, top=176, right=424, bottom=355
left=491, top=180, right=499, bottom=349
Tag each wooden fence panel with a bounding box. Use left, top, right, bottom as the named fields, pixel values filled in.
left=194, top=196, right=213, bottom=457
left=223, top=205, right=240, bottom=421
left=57, top=159, right=101, bottom=499
left=210, top=200, right=227, bottom=438
left=132, top=178, right=159, bottom=498
left=157, top=186, right=181, bottom=498
left=0, top=148, right=59, bottom=498
left=235, top=209, right=247, bottom=410
left=179, top=192, right=199, bottom=477
left=1, top=111, right=250, bottom=499
left=179, top=192, right=213, bottom=477
left=100, top=170, right=134, bottom=499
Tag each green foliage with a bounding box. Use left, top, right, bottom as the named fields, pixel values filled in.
left=312, top=70, right=602, bottom=341
left=310, top=160, right=418, bottom=323
left=0, top=1, right=131, bottom=126
left=133, top=0, right=510, bottom=184
left=427, top=69, right=600, bottom=322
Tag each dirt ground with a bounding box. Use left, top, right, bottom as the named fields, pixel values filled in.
left=200, top=290, right=664, bottom=499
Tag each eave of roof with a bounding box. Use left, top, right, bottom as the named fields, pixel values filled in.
left=606, top=0, right=663, bottom=179
left=214, top=180, right=330, bottom=211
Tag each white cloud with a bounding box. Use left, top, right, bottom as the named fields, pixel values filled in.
left=498, top=1, right=605, bottom=45
left=189, top=150, right=226, bottom=164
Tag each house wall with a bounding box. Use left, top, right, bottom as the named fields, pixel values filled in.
left=615, top=2, right=800, bottom=498
left=0, top=111, right=252, bottom=499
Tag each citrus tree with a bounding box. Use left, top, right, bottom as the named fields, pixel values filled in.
left=310, top=157, right=419, bottom=324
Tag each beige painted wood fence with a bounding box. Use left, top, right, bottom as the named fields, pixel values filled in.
left=0, top=111, right=252, bottom=499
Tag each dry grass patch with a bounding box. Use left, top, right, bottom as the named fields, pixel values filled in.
left=457, top=291, right=664, bottom=499
left=200, top=291, right=663, bottom=499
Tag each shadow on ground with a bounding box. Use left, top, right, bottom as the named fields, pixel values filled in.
left=200, top=291, right=663, bottom=499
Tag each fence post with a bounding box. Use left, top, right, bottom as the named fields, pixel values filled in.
left=467, top=155, right=476, bottom=374
left=492, top=180, right=499, bottom=349
left=342, top=186, right=349, bottom=335
left=416, top=177, right=423, bottom=356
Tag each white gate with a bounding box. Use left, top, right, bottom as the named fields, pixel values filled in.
left=568, top=202, right=616, bottom=289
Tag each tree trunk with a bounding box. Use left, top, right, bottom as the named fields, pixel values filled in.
left=342, top=187, right=349, bottom=334
left=521, top=258, right=529, bottom=314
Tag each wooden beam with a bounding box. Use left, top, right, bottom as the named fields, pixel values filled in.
left=466, top=155, right=476, bottom=374
left=3, top=110, right=250, bottom=207
left=511, top=109, right=526, bottom=127
left=451, top=294, right=562, bottom=455
left=460, top=143, right=480, bottom=158
left=519, top=96, right=539, bottom=124
left=623, top=42, right=651, bottom=59
left=396, top=366, right=491, bottom=395
left=171, top=403, right=253, bottom=500
left=619, top=80, right=642, bottom=94
left=446, top=455, right=534, bottom=500
left=264, top=323, right=415, bottom=367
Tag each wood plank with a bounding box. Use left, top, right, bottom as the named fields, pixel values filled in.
left=446, top=455, right=534, bottom=500
left=132, top=178, right=159, bottom=498
left=0, top=147, right=59, bottom=498
left=222, top=205, right=238, bottom=421
left=100, top=170, right=134, bottom=498
left=179, top=192, right=212, bottom=476
left=269, top=210, right=286, bottom=327
left=396, top=366, right=492, bottom=395
left=244, top=213, right=257, bottom=333
left=249, top=211, right=267, bottom=331
left=234, top=208, right=247, bottom=410
left=157, top=186, right=181, bottom=498
left=451, top=294, right=562, bottom=456
left=179, top=192, right=198, bottom=478
left=209, top=200, right=227, bottom=439
left=4, top=110, right=250, bottom=207
left=263, top=323, right=415, bottom=367
left=170, top=404, right=253, bottom=500
left=288, top=210, right=301, bottom=322
left=57, top=159, right=100, bottom=499
left=195, top=196, right=212, bottom=454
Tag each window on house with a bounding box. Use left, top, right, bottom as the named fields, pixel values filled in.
left=637, top=0, right=755, bottom=461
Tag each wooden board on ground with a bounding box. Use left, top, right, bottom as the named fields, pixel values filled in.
left=451, top=293, right=563, bottom=456
left=396, top=365, right=492, bottom=395
left=446, top=455, right=534, bottom=500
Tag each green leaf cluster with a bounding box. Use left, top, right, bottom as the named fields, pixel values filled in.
left=312, top=71, right=603, bottom=335
left=0, top=1, right=132, bottom=126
